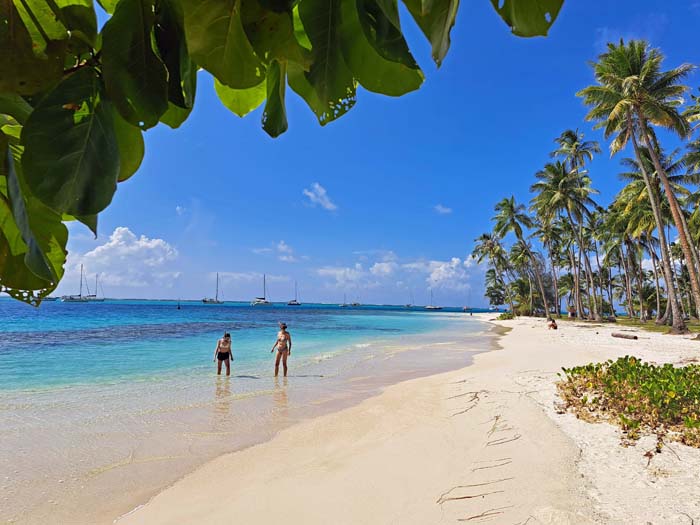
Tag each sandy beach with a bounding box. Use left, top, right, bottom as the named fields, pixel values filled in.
left=119, top=314, right=700, bottom=525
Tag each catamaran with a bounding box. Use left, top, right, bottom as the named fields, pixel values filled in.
left=203, top=273, right=224, bottom=304
left=424, top=288, right=443, bottom=310
left=61, top=264, right=89, bottom=302
left=251, top=274, right=271, bottom=305
left=287, top=281, right=301, bottom=306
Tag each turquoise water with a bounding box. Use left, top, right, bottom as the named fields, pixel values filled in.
left=0, top=298, right=491, bottom=523
left=0, top=299, right=480, bottom=390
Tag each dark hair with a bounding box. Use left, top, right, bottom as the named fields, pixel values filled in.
left=279, top=322, right=287, bottom=329
left=224, top=332, right=230, bottom=338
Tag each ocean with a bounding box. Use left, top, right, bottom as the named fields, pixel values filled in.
left=0, top=299, right=491, bottom=524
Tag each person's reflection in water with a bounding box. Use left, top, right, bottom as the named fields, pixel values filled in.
left=212, top=376, right=232, bottom=431
left=272, top=376, right=289, bottom=428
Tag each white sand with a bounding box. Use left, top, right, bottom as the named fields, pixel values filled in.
left=119, top=315, right=700, bottom=524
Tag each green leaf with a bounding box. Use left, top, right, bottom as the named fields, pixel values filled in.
left=12, top=0, right=69, bottom=55
left=215, top=78, right=267, bottom=117
left=240, top=1, right=311, bottom=68
left=0, top=94, right=32, bottom=125
left=21, top=67, right=120, bottom=216
left=5, top=144, right=56, bottom=281
left=112, top=108, right=144, bottom=182
left=339, top=0, right=423, bottom=96
left=102, top=0, right=169, bottom=129
left=0, top=144, right=67, bottom=305
left=261, top=60, right=287, bottom=137
left=96, top=0, right=119, bottom=13
left=54, top=0, right=99, bottom=49
left=0, top=2, right=65, bottom=95
left=296, top=0, right=356, bottom=124
left=155, top=0, right=197, bottom=109
left=490, top=0, right=563, bottom=37
left=403, top=0, right=459, bottom=67
left=183, top=0, right=266, bottom=89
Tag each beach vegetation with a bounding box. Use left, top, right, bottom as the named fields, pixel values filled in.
left=558, top=356, right=700, bottom=448
left=0, top=0, right=566, bottom=305
left=477, top=40, right=700, bottom=333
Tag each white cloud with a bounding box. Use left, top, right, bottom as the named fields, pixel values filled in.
left=434, top=204, right=452, bottom=215
left=317, top=263, right=371, bottom=288
left=277, top=240, right=293, bottom=254
left=370, top=261, right=398, bottom=276
left=252, top=247, right=273, bottom=255
left=402, top=257, right=480, bottom=291
left=303, top=182, right=337, bottom=211
left=69, top=227, right=179, bottom=288
left=219, top=272, right=288, bottom=284
left=175, top=205, right=186, bottom=216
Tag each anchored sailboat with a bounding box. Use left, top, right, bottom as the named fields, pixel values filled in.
left=424, top=288, right=443, bottom=310
left=405, top=291, right=414, bottom=308
left=61, top=265, right=90, bottom=302
left=339, top=293, right=348, bottom=307
left=85, top=274, right=105, bottom=302
left=203, top=273, right=224, bottom=304
left=251, top=274, right=271, bottom=305
left=287, top=281, right=301, bottom=306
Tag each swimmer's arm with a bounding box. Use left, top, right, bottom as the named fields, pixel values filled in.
left=288, top=334, right=292, bottom=355
left=214, top=340, right=221, bottom=360
left=271, top=340, right=278, bottom=353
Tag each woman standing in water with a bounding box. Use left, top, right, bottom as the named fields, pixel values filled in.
left=214, top=332, right=232, bottom=376
left=270, top=322, right=292, bottom=377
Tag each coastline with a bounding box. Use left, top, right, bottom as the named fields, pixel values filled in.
left=2, top=313, right=490, bottom=524
left=120, top=313, right=700, bottom=525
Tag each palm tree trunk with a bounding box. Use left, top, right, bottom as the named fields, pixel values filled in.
left=496, top=264, right=516, bottom=318
left=649, top=248, right=662, bottom=322
left=520, top=239, right=550, bottom=317
left=638, top=119, right=700, bottom=322
left=568, top=247, right=581, bottom=318
left=620, top=244, right=636, bottom=318
left=547, top=244, right=561, bottom=318
left=630, top=126, right=686, bottom=333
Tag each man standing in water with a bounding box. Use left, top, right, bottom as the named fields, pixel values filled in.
left=270, top=322, right=292, bottom=377
left=214, top=332, right=232, bottom=376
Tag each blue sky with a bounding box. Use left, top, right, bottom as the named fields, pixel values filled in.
left=55, top=1, right=700, bottom=306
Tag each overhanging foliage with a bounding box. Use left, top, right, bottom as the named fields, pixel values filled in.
left=0, top=0, right=564, bottom=304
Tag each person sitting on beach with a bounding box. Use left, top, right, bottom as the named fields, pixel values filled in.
left=547, top=317, right=558, bottom=330
left=270, top=322, right=292, bottom=377
left=214, top=332, right=232, bottom=376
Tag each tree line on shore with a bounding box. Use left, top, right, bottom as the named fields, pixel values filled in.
left=473, top=40, right=700, bottom=334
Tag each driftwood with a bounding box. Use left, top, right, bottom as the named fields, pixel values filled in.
left=612, top=332, right=638, bottom=340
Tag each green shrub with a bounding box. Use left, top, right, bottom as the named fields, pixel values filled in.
left=557, top=356, right=700, bottom=448
left=497, top=312, right=514, bottom=320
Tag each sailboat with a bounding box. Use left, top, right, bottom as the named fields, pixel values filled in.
left=85, top=274, right=105, bottom=302
left=350, top=296, right=361, bottom=307
left=61, top=264, right=89, bottom=302
left=251, top=274, right=271, bottom=305
left=203, top=273, right=224, bottom=304
left=339, top=293, right=348, bottom=307
left=424, top=288, right=443, bottom=310
left=405, top=292, right=414, bottom=308
left=287, top=281, right=301, bottom=306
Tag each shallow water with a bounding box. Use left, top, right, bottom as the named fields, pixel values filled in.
left=0, top=300, right=491, bottom=524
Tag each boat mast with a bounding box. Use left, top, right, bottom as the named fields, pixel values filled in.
left=295, top=281, right=298, bottom=301
left=95, top=274, right=98, bottom=298
left=215, top=272, right=219, bottom=301
left=263, top=274, right=267, bottom=299
left=79, top=264, right=83, bottom=297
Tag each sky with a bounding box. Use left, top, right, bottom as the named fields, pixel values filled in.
left=54, top=1, right=700, bottom=306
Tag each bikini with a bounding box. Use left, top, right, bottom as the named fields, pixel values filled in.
left=277, top=333, right=289, bottom=353
left=217, top=339, right=231, bottom=360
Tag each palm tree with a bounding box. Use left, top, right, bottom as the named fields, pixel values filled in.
left=472, top=233, right=516, bottom=315
left=493, top=196, right=550, bottom=316
left=530, top=161, right=600, bottom=319
left=578, top=39, right=692, bottom=333
left=534, top=218, right=564, bottom=317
